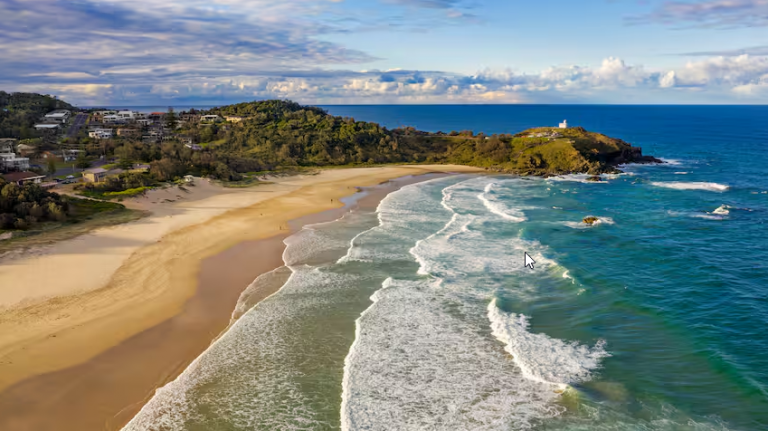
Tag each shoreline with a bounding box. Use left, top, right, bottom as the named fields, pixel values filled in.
left=0, top=165, right=482, bottom=431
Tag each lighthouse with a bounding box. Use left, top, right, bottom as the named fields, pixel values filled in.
left=559, top=119, right=568, bottom=129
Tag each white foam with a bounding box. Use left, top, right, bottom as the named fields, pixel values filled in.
left=563, top=216, right=615, bottom=229
left=712, top=205, right=730, bottom=215
left=674, top=172, right=689, bottom=175
left=659, top=158, right=683, bottom=165
left=547, top=174, right=610, bottom=184
left=651, top=182, right=730, bottom=192
left=487, top=299, right=609, bottom=389
left=478, top=182, right=527, bottom=222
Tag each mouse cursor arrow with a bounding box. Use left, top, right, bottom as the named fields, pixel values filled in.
left=524, top=252, right=536, bottom=270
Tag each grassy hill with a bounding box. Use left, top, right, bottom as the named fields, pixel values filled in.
left=198, top=100, right=658, bottom=176
left=0, top=91, right=76, bottom=139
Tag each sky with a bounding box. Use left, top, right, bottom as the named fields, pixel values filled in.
left=2, top=0, right=768, bottom=105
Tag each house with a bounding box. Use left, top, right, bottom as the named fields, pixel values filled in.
left=103, top=115, right=125, bottom=124
left=117, top=128, right=139, bottom=137
left=16, top=143, right=36, bottom=156
left=2, top=171, right=45, bottom=185
left=0, top=153, right=30, bottom=171
left=44, top=110, right=71, bottom=124
left=82, top=167, right=108, bottom=183
left=63, top=149, right=83, bottom=162
left=200, top=115, right=222, bottom=123
left=185, top=143, right=203, bottom=151
left=224, top=115, right=244, bottom=123
left=34, top=123, right=60, bottom=131
left=137, top=119, right=153, bottom=126
left=132, top=163, right=151, bottom=172
left=559, top=120, right=568, bottom=129
left=0, top=138, right=16, bottom=154
left=89, top=129, right=113, bottom=139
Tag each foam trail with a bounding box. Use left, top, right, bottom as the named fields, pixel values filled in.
left=487, top=299, right=609, bottom=389
left=478, top=182, right=527, bottom=222
left=651, top=182, right=730, bottom=192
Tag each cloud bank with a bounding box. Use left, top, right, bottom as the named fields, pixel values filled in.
left=2, top=0, right=768, bottom=104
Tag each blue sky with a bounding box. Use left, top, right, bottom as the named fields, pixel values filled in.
left=2, top=0, right=768, bottom=105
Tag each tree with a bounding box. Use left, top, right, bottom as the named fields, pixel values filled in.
left=46, top=158, right=57, bottom=176
left=75, top=154, right=91, bottom=170
left=166, top=107, right=178, bottom=130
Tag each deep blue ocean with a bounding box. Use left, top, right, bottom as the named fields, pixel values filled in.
left=125, top=105, right=767, bottom=430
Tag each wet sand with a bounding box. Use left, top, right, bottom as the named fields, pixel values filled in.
left=0, top=168, right=479, bottom=430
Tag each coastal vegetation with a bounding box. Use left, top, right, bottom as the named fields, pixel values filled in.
left=0, top=92, right=75, bottom=139
left=105, top=99, right=656, bottom=184
left=0, top=177, right=143, bottom=252
left=74, top=172, right=157, bottom=200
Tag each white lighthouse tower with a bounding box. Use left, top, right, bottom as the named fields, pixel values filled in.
left=559, top=119, right=568, bottom=129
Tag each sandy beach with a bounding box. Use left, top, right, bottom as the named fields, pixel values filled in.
left=0, top=165, right=481, bottom=430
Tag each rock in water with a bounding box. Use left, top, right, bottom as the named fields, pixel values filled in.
left=583, top=216, right=599, bottom=225
left=586, top=176, right=603, bottom=182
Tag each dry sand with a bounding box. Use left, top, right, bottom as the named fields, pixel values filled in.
left=0, top=165, right=481, bottom=410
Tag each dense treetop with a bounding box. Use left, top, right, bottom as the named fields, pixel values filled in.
left=0, top=91, right=76, bottom=139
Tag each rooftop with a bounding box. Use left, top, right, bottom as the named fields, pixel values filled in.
left=85, top=168, right=107, bottom=174
left=2, top=171, right=45, bottom=182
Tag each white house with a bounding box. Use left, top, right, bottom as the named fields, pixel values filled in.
left=200, top=115, right=222, bottom=123
left=44, top=110, right=71, bottom=123
left=89, top=128, right=113, bottom=139
left=34, top=123, right=60, bottom=131
left=0, top=153, right=30, bottom=171
left=0, top=138, right=16, bottom=154
left=559, top=120, right=568, bottom=129
left=103, top=114, right=130, bottom=124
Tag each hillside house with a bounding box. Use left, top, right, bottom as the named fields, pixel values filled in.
left=224, top=115, right=244, bottom=123
left=117, top=128, right=140, bottom=137
left=63, top=149, right=83, bottom=162
left=34, top=123, right=60, bottom=131
left=200, top=115, right=222, bottom=123
left=0, top=138, right=16, bottom=154
left=2, top=171, right=45, bottom=185
left=16, top=144, right=36, bottom=156
left=185, top=143, right=203, bottom=151
left=89, top=129, right=113, bottom=139
left=82, top=168, right=108, bottom=183
left=44, top=110, right=71, bottom=123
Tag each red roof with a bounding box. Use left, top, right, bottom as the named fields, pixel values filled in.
left=2, top=171, right=45, bottom=182
left=150, top=112, right=165, bottom=115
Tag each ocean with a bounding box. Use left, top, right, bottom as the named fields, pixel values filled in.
left=123, top=105, right=767, bottom=430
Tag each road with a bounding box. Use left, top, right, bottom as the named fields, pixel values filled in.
left=66, top=112, right=88, bottom=138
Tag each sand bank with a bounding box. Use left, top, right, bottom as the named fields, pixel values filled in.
left=0, top=165, right=480, bottom=429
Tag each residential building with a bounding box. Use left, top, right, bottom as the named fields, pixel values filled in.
left=117, top=128, right=140, bottom=137
left=44, top=110, right=71, bottom=123
left=200, top=115, right=222, bottom=123
left=82, top=168, right=108, bottom=183
left=137, top=119, right=153, bottom=126
left=224, top=115, right=244, bottom=123
left=89, top=128, right=113, bottom=139
left=0, top=153, right=30, bottom=171
left=16, top=144, right=36, bottom=156
left=103, top=115, right=125, bottom=124
left=2, top=171, right=45, bottom=185
left=185, top=143, right=203, bottom=151
left=0, top=138, right=16, bottom=154
left=34, top=123, right=60, bottom=131
left=63, top=149, right=83, bottom=162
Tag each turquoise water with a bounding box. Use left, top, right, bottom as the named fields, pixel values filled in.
left=125, top=106, right=767, bottom=430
